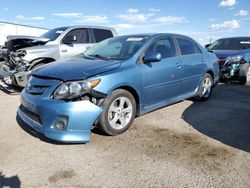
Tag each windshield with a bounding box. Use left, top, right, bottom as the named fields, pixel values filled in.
left=208, top=38, right=250, bottom=50
left=41, top=27, right=69, bottom=41
left=83, top=36, right=149, bottom=60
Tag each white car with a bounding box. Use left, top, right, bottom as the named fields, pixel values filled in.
left=0, top=25, right=118, bottom=88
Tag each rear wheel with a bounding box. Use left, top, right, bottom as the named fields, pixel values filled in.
left=239, top=63, right=250, bottom=86
left=98, top=89, right=136, bottom=136
left=195, top=73, right=213, bottom=101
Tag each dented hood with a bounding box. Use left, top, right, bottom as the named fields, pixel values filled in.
left=7, top=35, right=49, bottom=42
left=32, top=58, right=122, bottom=81
left=5, top=35, right=49, bottom=51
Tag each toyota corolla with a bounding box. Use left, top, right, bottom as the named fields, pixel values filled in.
left=17, top=34, right=219, bottom=143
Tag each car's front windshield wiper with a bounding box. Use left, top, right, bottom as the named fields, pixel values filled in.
left=88, top=54, right=110, bottom=61
left=82, top=54, right=95, bottom=60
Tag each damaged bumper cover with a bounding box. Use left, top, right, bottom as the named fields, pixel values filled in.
left=17, top=76, right=106, bottom=143
left=0, top=52, right=31, bottom=88
left=18, top=92, right=103, bottom=143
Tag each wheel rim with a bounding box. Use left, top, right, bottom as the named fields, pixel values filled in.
left=108, top=97, right=133, bottom=130
left=202, top=77, right=212, bottom=98
left=246, top=67, right=250, bottom=82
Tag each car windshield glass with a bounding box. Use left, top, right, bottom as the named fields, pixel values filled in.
left=41, top=27, right=69, bottom=41
left=83, top=36, right=149, bottom=61
left=208, top=38, right=250, bottom=50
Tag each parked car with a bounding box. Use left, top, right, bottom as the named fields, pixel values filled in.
left=0, top=25, right=118, bottom=89
left=206, top=37, right=250, bottom=85
left=17, top=33, right=219, bottom=143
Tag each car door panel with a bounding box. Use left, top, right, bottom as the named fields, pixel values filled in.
left=181, top=54, right=206, bottom=94
left=176, top=38, right=206, bottom=95
left=59, top=28, right=93, bottom=60
left=140, top=38, right=183, bottom=107
left=142, top=57, right=182, bottom=107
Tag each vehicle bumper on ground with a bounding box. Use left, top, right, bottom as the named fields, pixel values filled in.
left=17, top=90, right=103, bottom=143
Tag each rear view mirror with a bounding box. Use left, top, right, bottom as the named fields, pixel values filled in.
left=63, top=35, right=77, bottom=44
left=143, top=52, right=161, bottom=63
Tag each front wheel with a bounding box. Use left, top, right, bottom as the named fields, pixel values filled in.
left=98, top=89, right=136, bottom=136
left=195, top=73, right=213, bottom=101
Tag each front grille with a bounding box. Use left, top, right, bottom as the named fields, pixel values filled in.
left=26, top=75, right=61, bottom=96
left=20, top=105, right=42, bottom=125
left=26, top=84, right=49, bottom=96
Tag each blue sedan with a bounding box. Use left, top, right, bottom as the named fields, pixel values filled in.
left=17, top=34, right=219, bottom=143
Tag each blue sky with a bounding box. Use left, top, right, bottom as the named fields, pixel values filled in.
left=0, top=0, right=249, bottom=44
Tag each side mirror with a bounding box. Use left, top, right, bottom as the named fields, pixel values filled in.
left=143, top=52, right=162, bottom=63
left=205, top=43, right=211, bottom=49
left=63, top=35, right=77, bottom=44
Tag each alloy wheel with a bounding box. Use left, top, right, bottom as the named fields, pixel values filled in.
left=108, top=96, right=133, bottom=130
left=202, top=76, right=212, bottom=98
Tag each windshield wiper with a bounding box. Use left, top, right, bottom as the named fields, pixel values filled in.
left=88, top=54, right=110, bottom=61
left=82, top=54, right=95, bottom=60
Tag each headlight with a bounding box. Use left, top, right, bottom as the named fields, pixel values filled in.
left=225, top=55, right=243, bottom=63
left=53, top=79, right=100, bottom=100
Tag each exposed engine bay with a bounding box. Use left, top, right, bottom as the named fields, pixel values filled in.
left=0, top=36, right=49, bottom=90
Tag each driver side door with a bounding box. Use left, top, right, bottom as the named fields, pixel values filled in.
left=141, top=37, right=183, bottom=108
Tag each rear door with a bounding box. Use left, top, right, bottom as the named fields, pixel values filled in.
left=59, top=28, right=92, bottom=60
left=141, top=37, right=183, bottom=107
left=176, top=37, right=206, bottom=95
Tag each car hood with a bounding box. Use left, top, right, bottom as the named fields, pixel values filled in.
left=7, top=35, right=49, bottom=42
left=5, top=35, right=49, bottom=51
left=32, top=58, right=122, bottom=81
left=211, top=49, right=249, bottom=60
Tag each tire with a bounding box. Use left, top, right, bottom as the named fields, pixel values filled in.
left=195, top=73, right=213, bottom=101
left=239, top=63, right=250, bottom=86
left=98, top=89, right=136, bottom=136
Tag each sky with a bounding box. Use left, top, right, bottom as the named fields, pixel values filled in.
left=0, top=0, right=249, bottom=45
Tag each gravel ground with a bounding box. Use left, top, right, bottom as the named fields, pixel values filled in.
left=0, top=84, right=250, bottom=187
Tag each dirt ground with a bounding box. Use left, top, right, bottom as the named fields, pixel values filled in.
left=0, top=84, right=249, bottom=187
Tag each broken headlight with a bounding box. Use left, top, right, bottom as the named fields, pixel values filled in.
left=53, top=79, right=100, bottom=100
left=225, top=55, right=243, bottom=63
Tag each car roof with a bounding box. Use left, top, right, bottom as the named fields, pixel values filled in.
left=116, top=33, right=190, bottom=38
left=218, top=36, right=250, bottom=40
left=55, top=25, right=116, bottom=32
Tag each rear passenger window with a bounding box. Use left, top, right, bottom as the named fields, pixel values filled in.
left=177, top=38, right=201, bottom=55
left=93, top=29, right=113, bottom=42
left=146, top=38, right=177, bottom=59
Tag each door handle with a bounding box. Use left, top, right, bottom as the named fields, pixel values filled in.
left=61, top=49, right=67, bottom=53
left=176, top=63, right=181, bottom=68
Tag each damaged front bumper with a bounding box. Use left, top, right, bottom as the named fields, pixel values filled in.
left=18, top=89, right=103, bottom=143
left=0, top=63, right=31, bottom=89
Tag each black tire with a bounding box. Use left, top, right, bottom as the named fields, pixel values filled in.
left=195, top=73, right=213, bottom=101
left=239, top=63, right=250, bottom=85
left=98, top=89, right=136, bottom=136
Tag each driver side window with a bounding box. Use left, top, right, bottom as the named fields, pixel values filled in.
left=62, top=28, right=89, bottom=44
left=146, top=38, right=177, bottom=59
